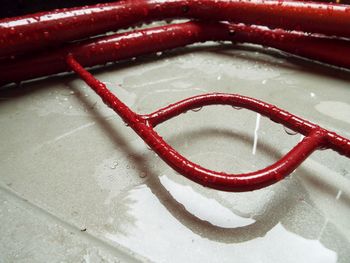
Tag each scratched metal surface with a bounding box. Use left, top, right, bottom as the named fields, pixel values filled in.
left=1, top=42, right=350, bottom=262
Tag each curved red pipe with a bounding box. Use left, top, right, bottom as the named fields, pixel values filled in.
left=1, top=0, right=350, bottom=57
left=1, top=1, right=349, bottom=192
left=66, top=55, right=350, bottom=192
left=2, top=21, right=350, bottom=86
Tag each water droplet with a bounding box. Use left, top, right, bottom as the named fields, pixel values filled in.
left=262, top=79, right=267, bottom=85
left=228, top=29, right=235, bottom=36
left=217, top=75, right=222, bottom=80
left=165, top=19, right=173, bottom=24
left=110, top=161, right=119, bottom=169
left=283, top=126, right=298, bottom=135
left=182, top=5, right=190, bottom=13
left=319, top=145, right=328, bottom=151
left=126, top=164, right=130, bottom=169
left=191, top=107, right=202, bottom=112
left=232, top=106, right=242, bottom=110
left=9, top=27, right=16, bottom=34
left=139, top=172, right=147, bottom=178
left=156, top=51, right=163, bottom=56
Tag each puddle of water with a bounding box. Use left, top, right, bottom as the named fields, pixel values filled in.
left=315, top=101, right=350, bottom=124
left=159, top=175, right=255, bottom=228
left=104, top=180, right=338, bottom=263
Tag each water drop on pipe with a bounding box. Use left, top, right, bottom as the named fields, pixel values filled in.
left=283, top=126, right=298, bottom=135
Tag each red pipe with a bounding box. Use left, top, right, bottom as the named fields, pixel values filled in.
left=1, top=1, right=349, bottom=192
left=66, top=54, right=350, bottom=192
left=1, top=0, right=350, bottom=57
left=1, top=21, right=350, bottom=86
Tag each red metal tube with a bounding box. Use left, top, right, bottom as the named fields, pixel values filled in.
left=1, top=1, right=349, bottom=192
left=1, top=21, right=350, bottom=86
left=66, top=54, right=350, bottom=192
left=1, top=0, right=350, bottom=57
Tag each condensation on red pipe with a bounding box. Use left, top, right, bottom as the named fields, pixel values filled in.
left=1, top=21, right=350, bottom=86
left=65, top=54, right=350, bottom=192
left=0, top=1, right=349, bottom=192
left=1, top=0, right=350, bottom=58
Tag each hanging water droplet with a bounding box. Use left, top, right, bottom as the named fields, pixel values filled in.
left=43, top=31, right=50, bottom=39
left=165, top=19, right=173, bottom=24
left=139, top=172, right=147, bottom=178
left=283, top=126, right=298, bottom=135
left=228, top=29, right=235, bottom=36
left=156, top=51, right=163, bottom=56
left=232, top=106, right=242, bottom=110
left=191, top=107, right=202, bottom=112
left=319, top=145, right=328, bottom=151
left=9, top=27, right=16, bottom=34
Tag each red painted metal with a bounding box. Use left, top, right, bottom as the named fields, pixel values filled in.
left=66, top=54, right=350, bottom=192
left=1, top=1, right=349, bottom=192
left=2, top=21, right=350, bottom=86
left=1, top=0, right=350, bottom=58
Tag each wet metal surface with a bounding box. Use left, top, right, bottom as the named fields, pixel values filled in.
left=1, top=43, right=349, bottom=262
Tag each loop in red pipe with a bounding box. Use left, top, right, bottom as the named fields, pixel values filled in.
left=66, top=54, right=350, bottom=192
